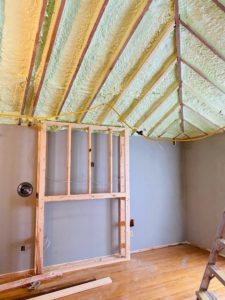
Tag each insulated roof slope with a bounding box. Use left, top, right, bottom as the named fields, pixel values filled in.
left=0, top=0, right=225, bottom=141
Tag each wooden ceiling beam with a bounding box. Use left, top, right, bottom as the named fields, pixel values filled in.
left=174, top=0, right=184, bottom=133
left=19, top=0, right=48, bottom=124
left=77, top=0, right=153, bottom=123
left=181, top=58, right=225, bottom=95
left=180, top=20, right=225, bottom=63
left=147, top=102, right=179, bottom=136
left=159, top=119, right=179, bottom=138
left=97, top=20, right=175, bottom=125
left=211, top=0, right=225, bottom=13
left=31, top=0, right=66, bottom=116
left=56, top=0, right=109, bottom=116
left=119, top=54, right=177, bottom=123
left=132, top=82, right=178, bottom=134
left=185, top=120, right=207, bottom=135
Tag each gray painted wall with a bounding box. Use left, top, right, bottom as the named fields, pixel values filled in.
left=0, top=125, right=184, bottom=274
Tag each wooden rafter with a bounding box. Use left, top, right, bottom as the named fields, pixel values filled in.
left=175, top=132, right=190, bottom=139
left=181, top=58, right=225, bottom=95
left=19, top=0, right=47, bottom=124
left=97, top=20, right=175, bottom=125
left=56, top=0, right=109, bottom=116
left=77, top=0, right=153, bottom=123
left=119, top=54, right=177, bottom=123
left=174, top=0, right=184, bottom=132
left=185, top=120, right=207, bottom=135
left=159, top=119, right=179, bottom=138
left=132, top=82, right=178, bottom=134
left=212, top=0, right=225, bottom=13
left=31, top=0, right=66, bottom=116
left=180, top=20, right=225, bottom=63
left=147, top=102, right=179, bottom=136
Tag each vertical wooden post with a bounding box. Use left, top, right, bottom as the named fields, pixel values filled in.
left=119, top=133, right=126, bottom=257
left=67, top=125, right=72, bottom=195
left=35, top=123, right=47, bottom=274
left=108, top=129, right=113, bottom=193
left=88, top=127, right=92, bottom=194
left=124, top=129, right=130, bottom=259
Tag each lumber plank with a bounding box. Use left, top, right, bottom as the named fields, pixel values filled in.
left=108, top=129, right=113, bottom=193
left=44, top=192, right=126, bottom=202
left=88, top=127, right=92, bottom=193
left=66, top=125, right=72, bottom=195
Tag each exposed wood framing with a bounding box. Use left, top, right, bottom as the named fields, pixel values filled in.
left=174, top=0, right=185, bottom=132
left=67, top=125, right=72, bottom=195
left=108, top=128, right=113, bottom=193
left=19, top=0, right=47, bottom=124
left=212, top=0, right=225, bottom=13
left=132, top=82, right=178, bottom=134
left=31, top=0, right=66, bottom=116
left=185, top=120, right=207, bottom=135
left=56, top=0, right=109, bottom=116
left=124, top=129, right=130, bottom=259
left=44, top=192, right=126, bottom=202
left=119, top=54, right=177, bottom=123
left=97, top=21, right=175, bottom=125
left=147, top=102, right=179, bottom=136
left=159, top=119, right=179, bottom=138
left=88, top=127, right=92, bottom=194
left=180, top=20, right=225, bottom=63
left=78, top=0, right=153, bottom=123
left=181, top=58, right=225, bottom=95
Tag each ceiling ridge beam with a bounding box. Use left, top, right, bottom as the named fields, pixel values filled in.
left=77, top=0, right=153, bottom=123
left=180, top=19, right=225, bottom=63
left=147, top=102, right=179, bottom=136
left=159, top=119, right=179, bottom=138
left=96, top=20, right=175, bottom=125
left=132, top=81, right=178, bottom=134
left=56, top=0, right=109, bottom=116
left=212, top=0, right=225, bottom=13
left=19, top=0, right=48, bottom=124
left=185, top=120, right=207, bottom=135
left=181, top=58, right=225, bottom=95
left=31, top=0, right=66, bottom=116
left=174, top=0, right=184, bottom=133
left=118, top=54, right=177, bottom=123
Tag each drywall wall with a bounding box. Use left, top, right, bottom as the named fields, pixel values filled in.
left=0, top=125, right=184, bottom=274
left=183, top=133, right=225, bottom=249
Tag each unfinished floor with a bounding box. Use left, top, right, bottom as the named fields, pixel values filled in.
left=1, top=245, right=225, bottom=300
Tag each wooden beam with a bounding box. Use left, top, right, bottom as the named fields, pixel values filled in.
left=124, top=129, right=130, bottom=260
left=108, top=129, right=113, bottom=193
left=185, top=120, right=207, bottom=135
left=119, top=54, right=177, bottom=122
left=19, top=0, right=47, bottom=124
left=56, top=0, right=110, bottom=116
left=31, top=0, right=66, bottom=116
left=174, top=0, right=184, bottom=132
left=78, top=0, right=153, bottom=123
left=35, top=124, right=47, bottom=275
left=181, top=58, right=225, bottom=95
left=180, top=19, right=225, bottom=63
left=147, top=103, right=179, bottom=136
left=212, top=0, right=225, bottom=13
left=97, top=21, right=175, bottom=125
left=159, top=119, right=179, bottom=138
left=88, top=127, right=92, bottom=194
left=132, top=82, right=178, bottom=134
left=66, top=125, right=72, bottom=195
left=0, top=271, right=62, bottom=292
left=44, top=192, right=126, bottom=202
left=29, top=277, right=112, bottom=300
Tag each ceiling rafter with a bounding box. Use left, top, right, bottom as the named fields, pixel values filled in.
left=174, top=0, right=184, bottom=133
left=118, top=54, right=177, bottom=123
left=56, top=0, right=109, bottom=116
left=181, top=58, right=225, bottom=95
left=159, top=119, right=179, bottom=138
left=211, top=0, right=225, bottom=12
left=18, top=0, right=48, bottom=124
left=31, top=0, right=66, bottom=116
left=185, top=120, right=207, bottom=135
left=77, top=0, right=153, bottom=123
left=96, top=20, right=175, bottom=125
left=147, top=102, right=179, bottom=136
left=132, top=82, right=178, bottom=134
left=180, top=20, right=225, bottom=63
left=175, top=132, right=190, bottom=139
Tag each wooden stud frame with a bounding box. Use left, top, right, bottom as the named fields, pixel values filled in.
left=35, top=121, right=130, bottom=275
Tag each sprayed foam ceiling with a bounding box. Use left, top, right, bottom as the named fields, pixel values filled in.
left=0, top=0, right=225, bottom=140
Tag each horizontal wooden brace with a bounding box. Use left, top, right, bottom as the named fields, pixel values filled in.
left=44, top=192, right=127, bottom=202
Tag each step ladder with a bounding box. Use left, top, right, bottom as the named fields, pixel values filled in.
left=196, top=212, right=225, bottom=300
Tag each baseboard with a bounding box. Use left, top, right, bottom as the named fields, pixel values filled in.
left=131, top=241, right=189, bottom=254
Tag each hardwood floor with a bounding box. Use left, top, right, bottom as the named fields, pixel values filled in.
left=1, top=245, right=225, bottom=300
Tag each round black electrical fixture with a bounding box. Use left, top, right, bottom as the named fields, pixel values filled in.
left=17, top=182, right=33, bottom=197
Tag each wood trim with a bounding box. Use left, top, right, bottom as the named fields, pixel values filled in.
left=44, top=192, right=126, bottom=202
left=108, top=129, right=113, bottom=193
left=88, top=127, right=92, bottom=194
left=119, top=54, right=177, bottom=123
left=31, top=0, right=66, bottom=115
left=212, top=0, right=225, bottom=13
left=56, top=0, right=110, bottom=115
left=19, top=0, right=47, bottom=123
left=66, top=125, right=72, bottom=195
left=78, top=0, right=153, bottom=123
left=174, top=0, right=184, bottom=132
left=97, top=20, right=175, bottom=125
